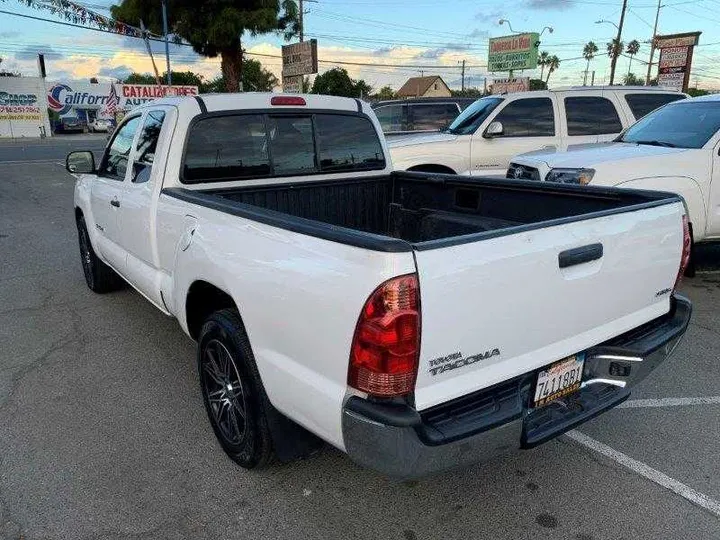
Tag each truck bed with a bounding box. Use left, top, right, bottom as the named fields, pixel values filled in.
left=163, top=172, right=680, bottom=251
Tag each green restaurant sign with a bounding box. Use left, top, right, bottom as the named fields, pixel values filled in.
left=488, top=33, right=540, bottom=72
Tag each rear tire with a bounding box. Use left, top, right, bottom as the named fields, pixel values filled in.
left=76, top=215, right=125, bottom=293
left=197, top=308, right=274, bottom=469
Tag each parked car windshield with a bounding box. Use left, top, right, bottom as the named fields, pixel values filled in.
left=445, top=97, right=503, bottom=135
left=619, top=101, right=720, bottom=149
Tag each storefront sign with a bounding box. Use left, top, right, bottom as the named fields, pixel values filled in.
left=488, top=33, right=539, bottom=72
left=0, top=77, right=51, bottom=138
left=655, top=32, right=701, bottom=93
left=282, top=39, right=317, bottom=92
left=491, top=77, right=530, bottom=94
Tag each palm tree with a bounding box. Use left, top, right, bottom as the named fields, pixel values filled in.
left=626, top=39, right=640, bottom=77
left=538, top=51, right=550, bottom=81
left=545, top=55, right=560, bottom=84
left=607, top=39, right=624, bottom=61
left=582, top=41, right=599, bottom=85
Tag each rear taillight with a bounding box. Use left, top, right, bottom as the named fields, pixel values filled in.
left=674, top=215, right=691, bottom=291
left=348, top=274, right=420, bottom=397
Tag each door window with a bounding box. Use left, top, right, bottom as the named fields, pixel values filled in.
left=374, top=104, right=406, bottom=132
left=565, top=96, right=623, bottom=136
left=132, top=110, right=166, bottom=183
left=625, top=93, right=686, bottom=120
left=492, top=98, right=555, bottom=137
left=410, top=103, right=460, bottom=131
left=101, top=116, right=141, bottom=180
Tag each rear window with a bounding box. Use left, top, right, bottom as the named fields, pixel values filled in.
left=625, top=93, right=686, bottom=120
left=410, top=103, right=460, bottom=131
left=182, top=113, right=385, bottom=182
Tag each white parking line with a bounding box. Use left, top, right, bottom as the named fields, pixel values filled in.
left=1, top=159, right=63, bottom=164
left=566, top=430, right=720, bottom=518
left=617, top=397, right=720, bottom=409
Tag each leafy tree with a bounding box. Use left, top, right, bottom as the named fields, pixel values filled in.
left=111, top=0, right=299, bottom=92
left=529, top=78, right=547, bottom=91
left=311, top=67, right=371, bottom=97
left=545, top=55, right=560, bottom=84
left=123, top=72, right=156, bottom=84
left=626, top=39, right=640, bottom=77
left=687, top=87, right=709, bottom=97
left=374, top=85, right=396, bottom=100
left=450, top=87, right=484, bottom=97
left=623, top=72, right=642, bottom=85
left=90, top=77, right=99, bottom=83
left=582, top=41, right=598, bottom=85
left=198, top=60, right=278, bottom=93
left=0, top=57, right=20, bottom=77
left=538, top=51, right=550, bottom=80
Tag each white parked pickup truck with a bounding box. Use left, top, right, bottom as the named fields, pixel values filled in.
left=68, top=93, right=691, bottom=478
left=507, top=95, right=720, bottom=247
left=389, top=87, right=685, bottom=177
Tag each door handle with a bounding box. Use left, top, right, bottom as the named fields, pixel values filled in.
left=110, top=199, right=120, bottom=208
left=559, top=243, right=603, bottom=268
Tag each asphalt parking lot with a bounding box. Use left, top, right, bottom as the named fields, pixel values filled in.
left=1, top=139, right=719, bottom=540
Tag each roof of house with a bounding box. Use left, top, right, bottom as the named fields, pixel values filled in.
left=396, top=76, right=447, bottom=97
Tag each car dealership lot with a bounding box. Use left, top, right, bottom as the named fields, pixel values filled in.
left=0, top=144, right=718, bottom=539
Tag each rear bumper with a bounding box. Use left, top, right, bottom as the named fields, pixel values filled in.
left=342, top=295, right=692, bottom=479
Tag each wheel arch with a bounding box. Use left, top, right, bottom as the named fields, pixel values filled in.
left=185, top=280, right=239, bottom=341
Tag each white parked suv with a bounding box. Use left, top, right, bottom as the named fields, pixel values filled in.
left=508, top=95, right=720, bottom=247
left=66, top=93, right=691, bottom=478
left=389, top=86, right=685, bottom=176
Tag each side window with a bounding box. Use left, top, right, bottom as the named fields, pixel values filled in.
left=101, top=116, right=141, bottom=179
left=375, top=105, right=405, bottom=132
left=315, top=114, right=385, bottom=171
left=410, top=103, right=461, bottom=131
left=565, top=96, right=623, bottom=136
left=183, top=115, right=270, bottom=181
left=625, top=93, right=686, bottom=120
left=493, top=98, right=555, bottom=137
left=133, top=110, right=166, bottom=183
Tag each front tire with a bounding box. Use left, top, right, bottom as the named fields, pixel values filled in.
left=76, top=215, right=124, bottom=293
left=198, top=309, right=274, bottom=469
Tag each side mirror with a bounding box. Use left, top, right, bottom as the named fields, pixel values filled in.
left=66, top=151, right=96, bottom=174
left=483, top=121, right=504, bottom=139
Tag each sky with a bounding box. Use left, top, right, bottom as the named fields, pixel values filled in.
left=1, top=0, right=720, bottom=91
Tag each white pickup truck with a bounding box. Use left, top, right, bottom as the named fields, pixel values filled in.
left=68, top=93, right=691, bottom=478
left=388, top=87, right=684, bottom=177
left=508, top=95, right=720, bottom=249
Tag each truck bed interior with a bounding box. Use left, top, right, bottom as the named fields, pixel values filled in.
left=196, top=172, right=668, bottom=245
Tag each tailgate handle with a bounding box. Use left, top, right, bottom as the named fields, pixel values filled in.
left=559, top=243, right=603, bottom=268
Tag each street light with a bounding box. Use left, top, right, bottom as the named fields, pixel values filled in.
left=498, top=19, right=520, bottom=34
left=595, top=19, right=619, bottom=30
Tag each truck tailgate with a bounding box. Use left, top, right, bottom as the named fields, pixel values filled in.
left=413, top=202, right=684, bottom=411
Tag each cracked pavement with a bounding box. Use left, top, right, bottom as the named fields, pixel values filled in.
left=0, top=155, right=718, bottom=540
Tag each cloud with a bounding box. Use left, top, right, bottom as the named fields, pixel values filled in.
left=469, top=29, right=490, bottom=39
left=373, top=46, right=396, bottom=55
left=15, top=45, right=64, bottom=61
left=525, top=0, right=575, bottom=9
left=416, top=43, right=472, bottom=59
left=0, top=31, right=20, bottom=39
left=474, top=9, right=504, bottom=23
left=99, top=65, right=133, bottom=80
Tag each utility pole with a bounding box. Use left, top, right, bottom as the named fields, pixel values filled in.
left=609, top=0, right=628, bottom=85
left=646, top=0, right=662, bottom=85
left=162, top=0, right=171, bottom=85
left=299, top=0, right=303, bottom=41
left=591, top=70, right=595, bottom=86
left=461, top=60, right=466, bottom=91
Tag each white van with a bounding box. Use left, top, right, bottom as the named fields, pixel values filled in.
left=388, top=86, right=686, bottom=176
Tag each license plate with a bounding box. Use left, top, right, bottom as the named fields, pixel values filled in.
left=533, top=354, right=584, bottom=407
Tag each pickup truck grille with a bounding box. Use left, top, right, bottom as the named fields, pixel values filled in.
left=507, top=163, right=540, bottom=181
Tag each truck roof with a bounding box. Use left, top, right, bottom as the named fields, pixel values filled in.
left=491, top=86, right=685, bottom=99
left=134, top=92, right=365, bottom=115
